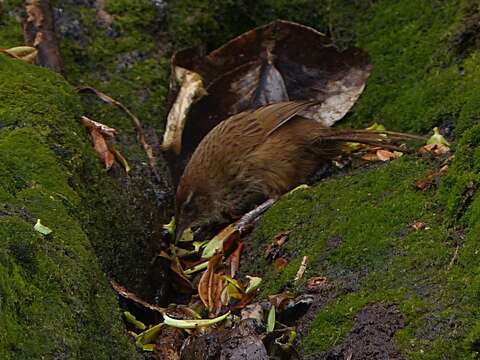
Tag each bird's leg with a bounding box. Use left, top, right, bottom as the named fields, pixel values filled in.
left=236, top=197, right=279, bottom=234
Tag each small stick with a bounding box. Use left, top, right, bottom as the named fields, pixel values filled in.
left=448, top=245, right=460, bottom=270
left=77, top=86, right=162, bottom=183
left=110, top=280, right=166, bottom=315
left=294, top=256, right=308, bottom=285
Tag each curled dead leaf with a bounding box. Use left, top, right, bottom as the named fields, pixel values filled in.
left=420, top=143, right=450, bottom=155
left=376, top=149, right=402, bottom=161
left=412, top=221, right=426, bottom=231
left=415, top=165, right=448, bottom=191
left=226, top=241, right=243, bottom=278
left=202, top=222, right=239, bottom=258
left=81, top=116, right=117, bottom=137
left=268, top=293, right=295, bottom=309
left=82, top=116, right=116, bottom=169
left=265, top=231, right=290, bottom=260
left=198, top=254, right=225, bottom=316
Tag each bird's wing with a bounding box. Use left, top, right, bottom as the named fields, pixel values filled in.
left=253, top=101, right=318, bottom=136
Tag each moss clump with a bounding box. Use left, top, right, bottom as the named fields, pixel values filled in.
left=58, top=0, right=170, bottom=139
left=0, top=0, right=24, bottom=48
left=247, top=154, right=480, bottom=358
left=0, top=55, right=140, bottom=359
left=240, top=0, right=480, bottom=358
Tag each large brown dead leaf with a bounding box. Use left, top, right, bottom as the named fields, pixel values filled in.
left=162, top=20, right=372, bottom=182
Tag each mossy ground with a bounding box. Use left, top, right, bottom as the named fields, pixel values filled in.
left=2, top=0, right=480, bottom=358
left=237, top=1, right=480, bottom=358
left=0, top=55, right=140, bottom=359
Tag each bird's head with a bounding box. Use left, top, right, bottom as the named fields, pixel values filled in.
left=174, top=179, right=217, bottom=243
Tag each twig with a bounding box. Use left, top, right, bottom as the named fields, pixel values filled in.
left=77, top=86, right=162, bottom=183
left=448, top=245, right=460, bottom=270
left=294, top=256, right=308, bottom=285
left=110, top=280, right=166, bottom=315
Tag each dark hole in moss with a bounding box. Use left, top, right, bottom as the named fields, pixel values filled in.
left=8, top=240, right=38, bottom=275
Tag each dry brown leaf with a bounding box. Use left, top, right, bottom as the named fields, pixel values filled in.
left=82, top=116, right=117, bottom=137
left=420, top=143, right=450, bottom=155
left=412, top=221, right=426, bottom=231
left=274, top=257, right=288, bottom=272
left=198, top=254, right=225, bottom=316
left=268, top=293, right=295, bottom=309
left=376, top=149, right=402, bottom=161
left=361, top=152, right=380, bottom=161
left=78, top=87, right=162, bottom=182
left=157, top=251, right=194, bottom=292
left=90, top=128, right=115, bottom=169
left=82, top=116, right=116, bottom=169
left=226, top=242, right=243, bottom=278
left=415, top=166, right=448, bottom=191
left=265, top=231, right=290, bottom=260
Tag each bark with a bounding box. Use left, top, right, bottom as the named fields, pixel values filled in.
left=23, top=0, right=63, bottom=73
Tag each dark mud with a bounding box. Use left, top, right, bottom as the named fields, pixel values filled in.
left=306, top=304, right=405, bottom=360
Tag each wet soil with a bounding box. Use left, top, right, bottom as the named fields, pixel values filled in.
left=306, top=303, right=405, bottom=360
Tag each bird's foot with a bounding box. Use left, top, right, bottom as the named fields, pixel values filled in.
left=236, top=197, right=279, bottom=234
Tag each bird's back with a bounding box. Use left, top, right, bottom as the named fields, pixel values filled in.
left=180, top=102, right=337, bottom=205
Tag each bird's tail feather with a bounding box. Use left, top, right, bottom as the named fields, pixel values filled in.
left=316, top=128, right=425, bottom=153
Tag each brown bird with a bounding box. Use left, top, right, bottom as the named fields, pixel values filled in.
left=175, top=101, right=420, bottom=241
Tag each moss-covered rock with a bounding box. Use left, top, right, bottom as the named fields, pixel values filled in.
left=0, top=55, right=140, bottom=359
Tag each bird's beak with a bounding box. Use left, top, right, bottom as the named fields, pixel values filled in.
left=174, top=222, right=186, bottom=244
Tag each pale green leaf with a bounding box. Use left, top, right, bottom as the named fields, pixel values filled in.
left=34, top=219, right=52, bottom=235
left=245, top=275, right=262, bottom=294
left=163, top=311, right=230, bottom=329
left=267, top=305, right=276, bottom=333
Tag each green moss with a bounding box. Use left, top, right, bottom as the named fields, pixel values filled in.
left=59, top=0, right=170, bottom=139
left=246, top=155, right=480, bottom=358
left=0, top=128, right=79, bottom=204
left=0, top=0, right=24, bottom=48
left=240, top=1, right=480, bottom=357
left=0, top=55, right=140, bottom=359
left=440, top=123, right=480, bottom=222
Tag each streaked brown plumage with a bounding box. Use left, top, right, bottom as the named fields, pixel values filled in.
left=175, top=101, right=417, bottom=240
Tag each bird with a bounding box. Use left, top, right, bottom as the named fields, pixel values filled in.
left=174, top=101, right=421, bottom=241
